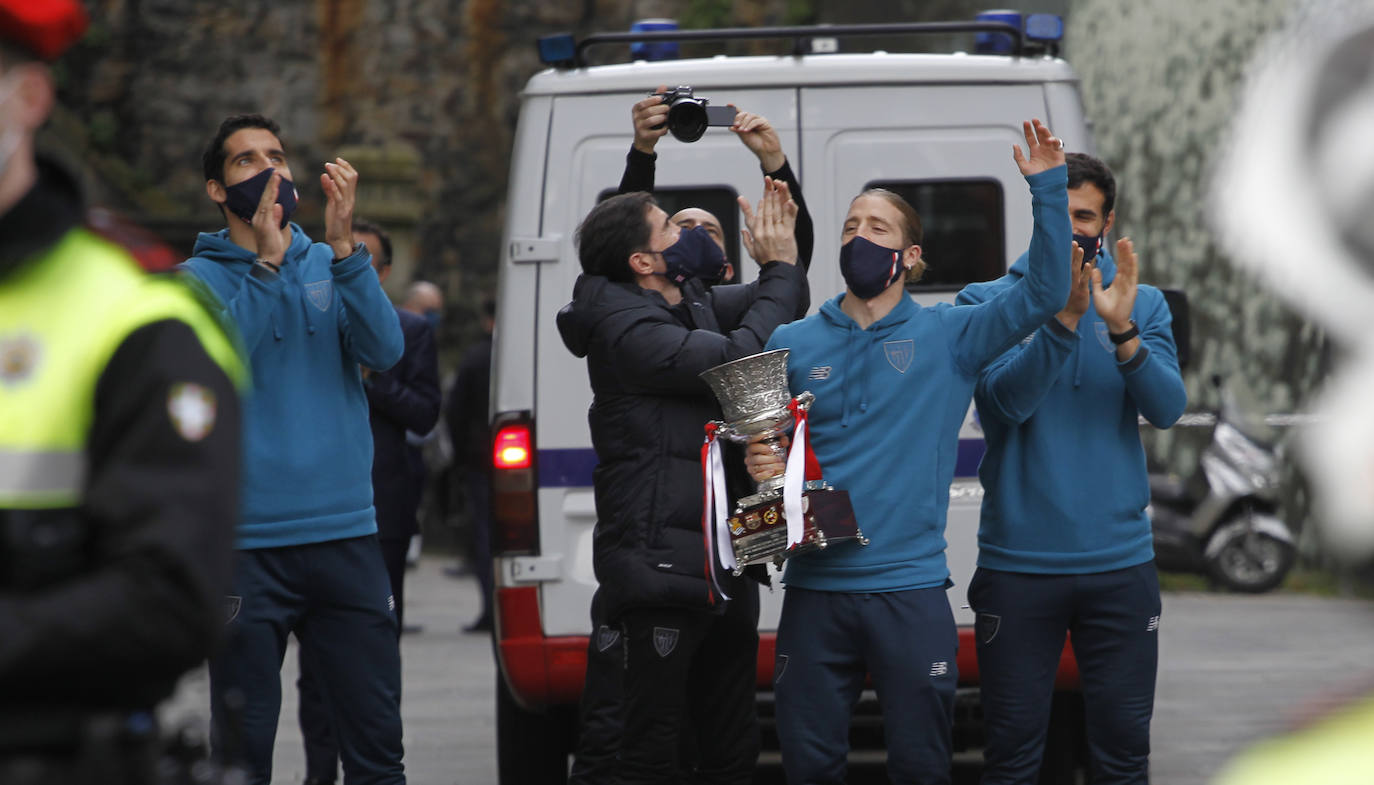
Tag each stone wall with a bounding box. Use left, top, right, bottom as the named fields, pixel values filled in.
left=57, top=0, right=799, bottom=360
left=52, top=1, right=1329, bottom=538
left=1065, top=0, right=1330, bottom=540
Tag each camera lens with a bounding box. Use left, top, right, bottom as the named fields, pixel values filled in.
left=667, top=100, right=709, bottom=143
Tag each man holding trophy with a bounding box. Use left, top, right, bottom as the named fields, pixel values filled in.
left=746, top=119, right=1074, bottom=784
left=556, top=178, right=806, bottom=785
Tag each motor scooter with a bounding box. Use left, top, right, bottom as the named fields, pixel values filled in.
left=1149, top=375, right=1297, bottom=592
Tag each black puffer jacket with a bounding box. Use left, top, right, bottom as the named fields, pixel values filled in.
left=557, top=262, right=807, bottom=621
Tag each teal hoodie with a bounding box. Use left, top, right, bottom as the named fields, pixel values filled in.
left=179, top=224, right=403, bottom=549
left=956, top=247, right=1186, bottom=573
left=765, top=166, right=1071, bottom=593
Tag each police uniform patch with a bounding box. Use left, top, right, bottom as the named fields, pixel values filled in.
left=653, top=626, right=679, bottom=658
left=0, top=333, right=40, bottom=386
left=167, top=382, right=217, bottom=442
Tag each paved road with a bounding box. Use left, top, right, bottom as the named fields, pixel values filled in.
left=165, top=558, right=1374, bottom=784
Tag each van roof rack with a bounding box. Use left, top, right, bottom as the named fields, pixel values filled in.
left=539, top=20, right=1050, bottom=69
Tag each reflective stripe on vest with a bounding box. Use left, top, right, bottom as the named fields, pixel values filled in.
left=0, top=448, right=84, bottom=506
left=0, top=229, right=245, bottom=508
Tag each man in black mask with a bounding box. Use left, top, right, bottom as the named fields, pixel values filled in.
left=558, top=179, right=806, bottom=785
left=568, top=94, right=815, bottom=785
left=181, top=114, right=407, bottom=785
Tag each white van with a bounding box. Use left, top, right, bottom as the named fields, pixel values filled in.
left=489, top=17, right=1091, bottom=783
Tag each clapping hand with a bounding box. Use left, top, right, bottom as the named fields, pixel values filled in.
left=1092, top=237, right=1139, bottom=333
left=1056, top=242, right=1091, bottom=330
left=321, top=157, right=359, bottom=260
left=251, top=171, right=286, bottom=265
left=738, top=176, right=799, bottom=266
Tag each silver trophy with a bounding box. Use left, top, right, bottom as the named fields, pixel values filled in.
left=700, top=350, right=863, bottom=570
left=699, top=349, right=813, bottom=509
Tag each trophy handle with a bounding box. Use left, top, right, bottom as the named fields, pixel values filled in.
left=795, top=390, right=815, bottom=411
left=709, top=419, right=736, bottom=440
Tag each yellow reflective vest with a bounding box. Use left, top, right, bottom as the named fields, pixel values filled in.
left=0, top=228, right=245, bottom=510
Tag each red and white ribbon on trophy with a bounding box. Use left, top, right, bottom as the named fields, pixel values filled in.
left=700, top=422, right=733, bottom=602
left=783, top=398, right=823, bottom=550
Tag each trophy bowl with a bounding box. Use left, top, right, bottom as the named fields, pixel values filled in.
left=699, top=349, right=810, bottom=496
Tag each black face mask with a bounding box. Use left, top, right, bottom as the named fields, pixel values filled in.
left=1073, top=232, right=1103, bottom=265
left=223, top=166, right=298, bottom=229
left=839, top=235, right=906, bottom=299
left=660, top=226, right=728, bottom=285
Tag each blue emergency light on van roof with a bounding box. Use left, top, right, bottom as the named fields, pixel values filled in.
left=630, top=18, right=680, bottom=62
left=537, top=33, right=577, bottom=66
left=974, top=9, right=1022, bottom=54
left=1024, top=14, right=1064, bottom=43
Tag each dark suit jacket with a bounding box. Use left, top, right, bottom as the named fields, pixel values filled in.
left=366, top=308, right=440, bottom=540
left=445, top=333, right=492, bottom=475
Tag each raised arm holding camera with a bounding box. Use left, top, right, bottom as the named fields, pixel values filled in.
left=618, top=85, right=815, bottom=281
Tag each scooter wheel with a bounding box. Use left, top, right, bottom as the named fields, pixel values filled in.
left=1204, top=513, right=1296, bottom=593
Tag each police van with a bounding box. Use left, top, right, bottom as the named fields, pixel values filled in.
left=489, top=15, right=1090, bottom=782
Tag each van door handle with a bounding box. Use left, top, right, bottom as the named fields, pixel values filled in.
left=509, top=236, right=562, bottom=264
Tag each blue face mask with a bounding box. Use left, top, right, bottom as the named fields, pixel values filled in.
left=1073, top=232, right=1103, bottom=265
left=223, top=166, right=298, bottom=229
left=660, top=226, right=728, bottom=285
left=425, top=310, right=441, bottom=330
left=839, top=235, right=906, bottom=299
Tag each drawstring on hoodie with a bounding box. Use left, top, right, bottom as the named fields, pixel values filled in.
left=299, top=285, right=317, bottom=335
left=841, top=324, right=857, bottom=427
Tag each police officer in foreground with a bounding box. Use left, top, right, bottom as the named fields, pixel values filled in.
left=0, top=1, right=245, bottom=782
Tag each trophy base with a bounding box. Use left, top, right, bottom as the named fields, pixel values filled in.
left=727, top=487, right=867, bottom=574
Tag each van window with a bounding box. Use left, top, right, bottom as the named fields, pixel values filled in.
left=863, top=179, right=1005, bottom=291
left=599, top=186, right=741, bottom=269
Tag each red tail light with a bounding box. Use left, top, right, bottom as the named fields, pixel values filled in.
left=491, top=411, right=538, bottom=554
left=493, top=425, right=532, bottom=469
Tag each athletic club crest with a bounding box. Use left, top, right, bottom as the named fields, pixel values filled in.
left=1094, top=321, right=1115, bottom=352
left=976, top=612, right=1001, bottom=644
left=652, top=626, right=679, bottom=658
left=884, top=339, right=915, bottom=373
left=596, top=625, right=621, bottom=653
left=225, top=595, right=242, bottom=624
left=305, top=280, right=332, bottom=312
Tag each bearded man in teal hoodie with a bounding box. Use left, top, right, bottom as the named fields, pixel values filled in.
left=956, top=152, right=1186, bottom=785
left=179, top=114, right=406, bottom=785
left=748, top=119, right=1071, bottom=785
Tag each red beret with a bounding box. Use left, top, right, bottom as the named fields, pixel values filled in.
left=0, top=0, right=88, bottom=61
